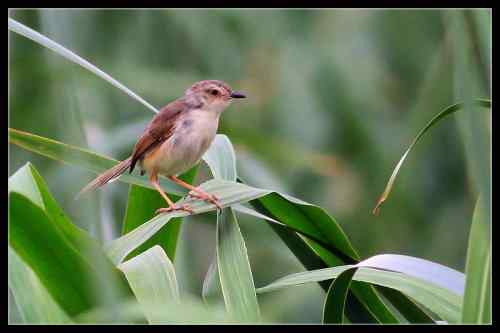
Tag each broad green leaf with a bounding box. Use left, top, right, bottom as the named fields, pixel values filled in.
left=118, top=246, right=180, bottom=324
left=217, top=209, right=260, bottom=322
left=121, top=166, right=198, bottom=262
left=462, top=196, right=491, bottom=323
left=9, top=163, right=103, bottom=257
left=9, top=164, right=132, bottom=318
left=10, top=192, right=100, bottom=316
left=323, top=268, right=357, bottom=323
left=373, top=98, right=491, bottom=215
left=8, top=247, right=72, bottom=324
left=9, top=128, right=185, bottom=196
left=8, top=18, right=158, bottom=114
left=257, top=265, right=462, bottom=323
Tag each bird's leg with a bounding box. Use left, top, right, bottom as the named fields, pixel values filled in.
left=168, top=175, right=222, bottom=210
left=150, top=172, right=193, bottom=215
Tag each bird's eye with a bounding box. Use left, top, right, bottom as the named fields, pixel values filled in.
left=210, top=89, right=219, bottom=96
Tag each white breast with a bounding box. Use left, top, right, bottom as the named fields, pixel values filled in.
left=155, top=109, right=220, bottom=176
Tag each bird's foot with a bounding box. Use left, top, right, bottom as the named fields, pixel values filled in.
left=155, top=203, right=193, bottom=215
left=188, top=190, right=222, bottom=210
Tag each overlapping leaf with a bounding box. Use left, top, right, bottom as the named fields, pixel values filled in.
left=118, top=246, right=180, bottom=324
left=8, top=163, right=132, bottom=319
left=257, top=254, right=465, bottom=323
left=8, top=247, right=72, bottom=324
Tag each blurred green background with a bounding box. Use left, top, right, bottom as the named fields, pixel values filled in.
left=9, top=9, right=490, bottom=323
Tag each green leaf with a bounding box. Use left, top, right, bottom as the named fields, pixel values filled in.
left=258, top=265, right=462, bottom=323
left=202, top=255, right=221, bottom=302
left=117, top=246, right=180, bottom=324
left=8, top=18, right=158, bottom=114
left=216, top=209, right=260, bottom=322
left=200, top=134, right=237, bottom=305
left=8, top=247, right=72, bottom=324
left=376, top=287, right=434, bottom=323
left=10, top=192, right=98, bottom=316
left=75, top=297, right=229, bottom=324
left=202, top=134, right=237, bottom=181
left=320, top=253, right=464, bottom=324
left=121, top=166, right=198, bottom=262
left=9, top=129, right=359, bottom=265
left=9, top=163, right=132, bottom=318
left=9, top=128, right=186, bottom=196
left=9, top=129, right=402, bottom=322
left=104, top=180, right=268, bottom=265
left=462, top=196, right=491, bottom=323
left=9, top=129, right=399, bottom=323
left=323, top=268, right=357, bottom=323
left=248, top=195, right=399, bottom=323
left=372, top=98, right=491, bottom=215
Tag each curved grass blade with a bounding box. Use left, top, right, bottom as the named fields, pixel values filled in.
left=216, top=209, right=261, bottom=322
left=9, top=247, right=72, bottom=324
left=8, top=18, right=158, bottom=114
left=359, top=254, right=465, bottom=295
left=373, top=98, right=491, bottom=215
left=9, top=128, right=185, bottom=196
left=257, top=265, right=462, bottom=323
left=322, top=268, right=357, bottom=323
left=117, top=246, right=180, bottom=324
left=462, top=196, right=491, bottom=323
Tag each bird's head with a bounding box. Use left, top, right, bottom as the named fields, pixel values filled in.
left=185, top=80, right=246, bottom=113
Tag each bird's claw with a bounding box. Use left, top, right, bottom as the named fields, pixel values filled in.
left=155, top=204, right=193, bottom=215
left=188, top=191, right=222, bottom=210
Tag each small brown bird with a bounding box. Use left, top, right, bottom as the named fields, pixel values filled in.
left=78, top=80, right=246, bottom=214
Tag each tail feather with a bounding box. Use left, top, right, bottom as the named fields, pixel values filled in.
left=76, top=157, right=133, bottom=199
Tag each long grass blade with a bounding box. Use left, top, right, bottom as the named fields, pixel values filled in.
left=373, top=99, right=491, bottom=215
left=8, top=18, right=158, bottom=114
left=461, top=196, right=491, bottom=323
left=257, top=264, right=462, bottom=323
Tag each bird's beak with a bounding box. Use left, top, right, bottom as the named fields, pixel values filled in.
left=230, top=91, right=246, bottom=99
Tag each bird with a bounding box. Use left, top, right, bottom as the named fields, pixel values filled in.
left=77, top=80, right=246, bottom=215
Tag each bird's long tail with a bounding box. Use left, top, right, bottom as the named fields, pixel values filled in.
left=76, top=157, right=133, bottom=199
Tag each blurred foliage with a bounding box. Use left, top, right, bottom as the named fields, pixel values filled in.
left=9, top=9, right=490, bottom=323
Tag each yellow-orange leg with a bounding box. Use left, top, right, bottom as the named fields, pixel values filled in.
left=150, top=172, right=193, bottom=215
left=168, top=176, right=223, bottom=210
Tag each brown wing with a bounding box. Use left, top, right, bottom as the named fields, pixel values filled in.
left=129, top=99, right=187, bottom=173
